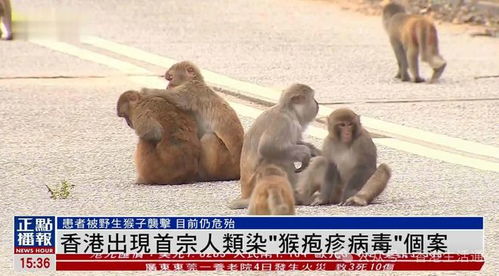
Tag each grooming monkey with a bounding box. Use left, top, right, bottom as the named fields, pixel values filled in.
left=0, top=0, right=12, bottom=40
left=117, top=90, right=201, bottom=185
left=229, top=83, right=320, bottom=209
left=382, top=1, right=446, bottom=83
left=248, top=164, right=295, bottom=215
left=296, top=108, right=391, bottom=206
left=143, top=61, right=243, bottom=181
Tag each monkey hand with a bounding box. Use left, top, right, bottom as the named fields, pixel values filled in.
left=297, top=141, right=322, bottom=157
left=293, top=145, right=311, bottom=173
left=340, top=195, right=368, bottom=207
left=309, top=192, right=329, bottom=206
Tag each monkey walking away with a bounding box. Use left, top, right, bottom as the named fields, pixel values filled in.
left=117, top=90, right=201, bottom=185
left=382, top=2, right=446, bottom=83
left=248, top=164, right=296, bottom=215
left=296, top=108, right=391, bottom=206
left=229, top=83, right=320, bottom=209
left=0, top=0, right=12, bottom=40
left=143, top=61, right=244, bottom=181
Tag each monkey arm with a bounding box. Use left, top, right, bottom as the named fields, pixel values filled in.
left=258, top=125, right=310, bottom=166
left=297, top=141, right=322, bottom=157
left=133, top=109, right=163, bottom=142
left=139, top=88, right=166, bottom=97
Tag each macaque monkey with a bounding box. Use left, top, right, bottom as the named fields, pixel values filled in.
left=144, top=61, right=243, bottom=181
left=248, top=164, right=295, bottom=215
left=229, top=83, right=319, bottom=209
left=382, top=2, right=446, bottom=83
left=117, top=90, right=201, bottom=185
left=296, top=108, right=391, bottom=206
left=0, top=0, right=12, bottom=40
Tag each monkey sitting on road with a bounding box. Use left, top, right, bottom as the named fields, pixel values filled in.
left=296, top=108, right=391, bottom=206
left=229, top=83, right=320, bottom=209
left=382, top=1, right=446, bottom=83
left=0, top=0, right=13, bottom=40
left=117, top=90, right=201, bottom=185
left=248, top=164, right=295, bottom=215
left=142, top=61, right=244, bottom=181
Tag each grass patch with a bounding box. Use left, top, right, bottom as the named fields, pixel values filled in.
left=45, top=180, right=75, bottom=199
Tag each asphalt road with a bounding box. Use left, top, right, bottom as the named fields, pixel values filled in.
left=1, top=0, right=498, bottom=275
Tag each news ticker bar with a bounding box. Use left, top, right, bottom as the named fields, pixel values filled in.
left=13, top=216, right=484, bottom=272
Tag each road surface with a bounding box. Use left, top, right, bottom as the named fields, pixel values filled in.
left=0, top=0, right=498, bottom=274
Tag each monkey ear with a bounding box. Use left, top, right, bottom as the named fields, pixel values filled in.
left=129, top=93, right=140, bottom=102
left=290, top=95, right=305, bottom=104
left=186, top=66, right=196, bottom=78
left=354, top=115, right=362, bottom=137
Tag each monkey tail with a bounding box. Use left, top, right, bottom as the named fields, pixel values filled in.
left=268, top=188, right=292, bottom=215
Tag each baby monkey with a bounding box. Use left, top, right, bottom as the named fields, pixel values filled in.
left=383, top=2, right=446, bottom=83
left=248, top=164, right=295, bottom=215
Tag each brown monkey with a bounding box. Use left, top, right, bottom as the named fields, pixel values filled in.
left=248, top=164, right=295, bottom=215
left=146, top=61, right=243, bottom=181
left=229, top=83, right=319, bottom=209
left=296, top=108, right=391, bottom=206
left=0, top=0, right=13, bottom=40
left=382, top=2, right=446, bottom=83
left=117, top=90, right=201, bottom=185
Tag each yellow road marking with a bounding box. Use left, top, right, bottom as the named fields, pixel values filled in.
left=30, top=38, right=499, bottom=172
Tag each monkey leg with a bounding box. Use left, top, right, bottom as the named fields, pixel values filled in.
left=341, top=164, right=391, bottom=206
left=228, top=197, right=250, bottom=209
left=135, top=176, right=147, bottom=185
left=199, top=133, right=240, bottom=181
left=407, top=48, right=425, bottom=83
left=310, top=161, right=343, bottom=206
left=428, top=55, right=446, bottom=84
left=390, top=38, right=410, bottom=81
left=136, top=140, right=198, bottom=185
left=295, top=157, right=327, bottom=205
left=0, top=1, right=13, bottom=40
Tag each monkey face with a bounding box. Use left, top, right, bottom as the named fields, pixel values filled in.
left=335, top=121, right=355, bottom=144
left=289, top=92, right=319, bottom=124
left=165, top=66, right=188, bottom=89
left=125, top=117, right=133, bottom=128
left=165, top=61, right=199, bottom=89
left=328, top=108, right=361, bottom=143
left=300, top=96, right=319, bottom=124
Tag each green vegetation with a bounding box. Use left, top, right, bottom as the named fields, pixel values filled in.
left=45, top=180, right=75, bottom=199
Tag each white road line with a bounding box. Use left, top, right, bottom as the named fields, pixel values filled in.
left=30, top=38, right=499, bottom=172
left=81, top=35, right=499, bottom=161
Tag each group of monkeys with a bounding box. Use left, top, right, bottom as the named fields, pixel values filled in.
left=115, top=2, right=448, bottom=215
left=117, top=61, right=390, bottom=215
